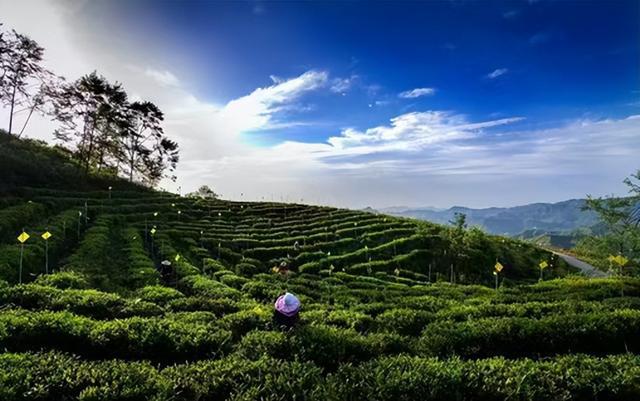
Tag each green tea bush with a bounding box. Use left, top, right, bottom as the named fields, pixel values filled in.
left=219, top=273, right=249, bottom=289
left=328, top=354, right=640, bottom=401
left=375, top=308, right=434, bottom=336
left=179, top=275, right=242, bottom=299
left=417, top=309, right=640, bottom=358
left=167, top=296, right=238, bottom=316
left=218, top=307, right=271, bottom=339
left=0, top=309, right=233, bottom=361
left=0, top=201, right=47, bottom=243
left=135, top=285, right=184, bottom=305
left=34, top=271, right=90, bottom=289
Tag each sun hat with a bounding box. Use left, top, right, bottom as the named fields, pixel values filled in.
left=274, top=292, right=301, bottom=317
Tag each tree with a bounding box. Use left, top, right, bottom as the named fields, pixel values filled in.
left=446, top=212, right=468, bottom=283
left=120, top=101, right=178, bottom=184
left=52, top=72, right=179, bottom=185
left=0, top=28, right=53, bottom=136
left=187, top=185, right=219, bottom=199
left=449, top=212, right=467, bottom=231
left=580, top=169, right=640, bottom=273
left=584, top=170, right=640, bottom=254
left=52, top=72, right=129, bottom=174
left=0, top=24, right=8, bottom=86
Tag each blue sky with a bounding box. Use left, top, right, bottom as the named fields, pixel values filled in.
left=1, top=0, right=639, bottom=208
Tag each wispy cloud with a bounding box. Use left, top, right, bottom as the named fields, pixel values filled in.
left=218, top=70, right=327, bottom=133
left=330, top=75, right=358, bottom=94
left=399, top=87, right=436, bottom=98
left=503, top=10, right=519, bottom=19
left=486, top=68, right=509, bottom=79
left=326, top=111, right=522, bottom=152
left=144, top=68, right=180, bottom=87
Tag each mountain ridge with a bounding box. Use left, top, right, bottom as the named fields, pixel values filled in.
left=378, top=199, right=600, bottom=237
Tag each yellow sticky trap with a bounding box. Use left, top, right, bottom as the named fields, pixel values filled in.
left=175, top=254, right=181, bottom=262
left=539, top=261, right=548, bottom=269
left=150, top=228, right=157, bottom=236
left=41, top=231, right=52, bottom=240
left=614, top=255, right=629, bottom=266
left=394, top=268, right=400, bottom=276
left=494, top=262, right=504, bottom=273
left=17, top=232, right=30, bottom=243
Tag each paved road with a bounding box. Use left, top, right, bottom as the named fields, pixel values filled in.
left=550, top=251, right=609, bottom=278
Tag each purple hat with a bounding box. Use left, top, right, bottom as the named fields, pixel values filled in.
left=275, top=292, right=301, bottom=317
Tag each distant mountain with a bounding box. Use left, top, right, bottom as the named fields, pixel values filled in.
left=379, top=199, right=600, bottom=237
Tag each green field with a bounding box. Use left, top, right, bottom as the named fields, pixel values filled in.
left=1, top=134, right=639, bottom=400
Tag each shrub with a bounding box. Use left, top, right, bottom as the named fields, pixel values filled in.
left=219, top=307, right=271, bottom=339
left=218, top=274, right=249, bottom=289
left=235, top=262, right=261, bottom=276
left=179, top=275, right=242, bottom=299
left=417, top=309, right=640, bottom=358
left=34, top=272, right=90, bottom=289
left=135, top=285, right=184, bottom=305
left=235, top=330, right=290, bottom=359
left=376, top=308, right=434, bottom=336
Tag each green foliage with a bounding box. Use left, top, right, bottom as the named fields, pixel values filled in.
left=575, top=170, right=640, bottom=274
left=34, top=271, right=89, bottom=289
left=0, top=136, right=635, bottom=399
left=135, top=285, right=184, bottom=305
left=0, top=130, right=145, bottom=193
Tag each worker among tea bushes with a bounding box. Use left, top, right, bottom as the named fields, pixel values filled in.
left=273, top=292, right=301, bottom=328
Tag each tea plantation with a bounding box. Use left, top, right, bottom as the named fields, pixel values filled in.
left=0, top=137, right=638, bottom=401
left=0, top=185, right=639, bottom=401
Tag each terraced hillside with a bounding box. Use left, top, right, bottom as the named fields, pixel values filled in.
left=1, top=186, right=640, bottom=400
left=0, top=187, right=568, bottom=287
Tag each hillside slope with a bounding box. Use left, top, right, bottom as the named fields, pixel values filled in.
left=0, top=130, right=145, bottom=194
left=3, top=134, right=639, bottom=401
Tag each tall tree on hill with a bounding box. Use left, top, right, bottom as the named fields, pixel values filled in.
left=120, top=101, right=178, bottom=184
left=94, top=83, right=131, bottom=173
left=52, top=72, right=129, bottom=173
left=0, top=27, right=55, bottom=136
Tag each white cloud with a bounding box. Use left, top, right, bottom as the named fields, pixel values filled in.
left=144, top=68, right=180, bottom=87
left=269, top=75, right=284, bottom=84
left=330, top=75, right=357, bottom=94
left=399, top=87, right=436, bottom=98
left=486, top=68, right=509, bottom=79
left=177, top=113, right=640, bottom=207
left=2, top=0, right=638, bottom=209
left=327, top=111, right=521, bottom=150
left=217, top=70, right=327, bottom=133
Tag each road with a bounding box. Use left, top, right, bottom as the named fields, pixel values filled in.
left=550, top=251, right=609, bottom=278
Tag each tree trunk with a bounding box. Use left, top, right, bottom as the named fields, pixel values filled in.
left=129, top=137, right=136, bottom=182
left=85, top=126, right=95, bottom=174
left=8, top=81, right=17, bottom=134
left=17, top=104, right=36, bottom=138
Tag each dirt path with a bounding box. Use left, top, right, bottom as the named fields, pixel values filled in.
left=551, top=250, right=609, bottom=278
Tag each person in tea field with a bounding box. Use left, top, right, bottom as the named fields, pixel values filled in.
left=273, top=292, right=301, bottom=328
